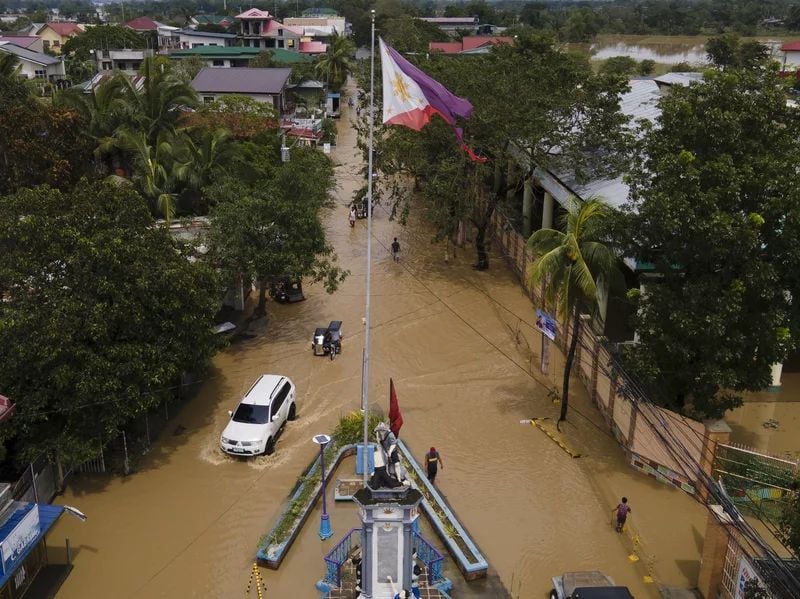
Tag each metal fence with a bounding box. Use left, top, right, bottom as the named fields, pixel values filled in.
left=11, top=454, right=59, bottom=503
left=714, top=442, right=798, bottom=522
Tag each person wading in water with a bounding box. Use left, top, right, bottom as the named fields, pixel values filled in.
left=425, top=447, right=443, bottom=484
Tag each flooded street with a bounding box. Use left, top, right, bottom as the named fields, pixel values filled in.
left=51, top=94, right=708, bottom=598
left=579, top=34, right=789, bottom=66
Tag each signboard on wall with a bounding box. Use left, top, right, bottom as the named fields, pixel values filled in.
left=735, top=556, right=768, bottom=599
left=0, top=506, right=40, bottom=570
left=536, top=309, right=557, bottom=341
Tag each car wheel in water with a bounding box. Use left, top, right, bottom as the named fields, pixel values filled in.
left=288, top=403, right=297, bottom=421
left=330, top=347, right=336, bottom=361
left=264, top=437, right=275, bottom=456
left=549, top=590, right=558, bottom=599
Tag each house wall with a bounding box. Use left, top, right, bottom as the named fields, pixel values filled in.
left=12, top=57, right=64, bottom=80
left=199, top=92, right=280, bottom=108
left=782, top=49, right=800, bottom=69
left=179, top=33, right=232, bottom=48
left=36, top=28, right=76, bottom=53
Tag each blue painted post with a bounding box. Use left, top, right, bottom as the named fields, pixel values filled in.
left=314, top=434, right=333, bottom=540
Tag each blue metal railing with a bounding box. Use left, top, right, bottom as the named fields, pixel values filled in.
left=413, top=530, right=444, bottom=584
left=323, top=527, right=361, bottom=586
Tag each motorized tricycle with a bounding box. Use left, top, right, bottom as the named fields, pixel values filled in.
left=312, top=320, right=343, bottom=360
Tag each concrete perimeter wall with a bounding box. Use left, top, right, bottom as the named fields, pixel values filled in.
left=488, top=211, right=726, bottom=495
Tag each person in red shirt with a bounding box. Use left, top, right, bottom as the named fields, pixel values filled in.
left=613, top=497, right=631, bottom=532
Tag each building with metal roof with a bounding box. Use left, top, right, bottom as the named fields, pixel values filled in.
left=191, top=67, right=292, bottom=110
left=0, top=41, right=65, bottom=81
left=0, top=483, right=70, bottom=597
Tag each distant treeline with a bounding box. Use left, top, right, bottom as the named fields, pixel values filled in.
left=4, top=0, right=800, bottom=43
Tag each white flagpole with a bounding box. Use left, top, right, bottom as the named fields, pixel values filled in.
left=362, top=8, right=376, bottom=487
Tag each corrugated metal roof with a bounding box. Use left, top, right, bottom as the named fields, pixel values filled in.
left=191, top=67, right=291, bottom=94
left=177, top=29, right=237, bottom=39
left=0, top=503, right=63, bottom=587
left=653, top=72, right=704, bottom=87
left=0, top=42, right=62, bottom=65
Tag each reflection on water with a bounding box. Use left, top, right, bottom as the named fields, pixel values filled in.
left=589, top=41, right=708, bottom=65
left=49, top=82, right=708, bottom=599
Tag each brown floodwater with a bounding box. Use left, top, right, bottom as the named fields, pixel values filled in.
left=574, top=34, right=787, bottom=66
left=50, top=87, right=708, bottom=598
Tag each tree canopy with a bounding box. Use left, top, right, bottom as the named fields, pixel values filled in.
left=205, top=147, right=347, bottom=314
left=617, top=67, right=800, bottom=418
left=0, top=180, right=221, bottom=463
left=62, top=25, right=147, bottom=62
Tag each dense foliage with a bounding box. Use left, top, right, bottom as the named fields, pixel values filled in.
left=0, top=48, right=344, bottom=465
left=359, top=33, right=630, bottom=267
left=0, top=180, right=221, bottom=463
left=617, top=67, right=800, bottom=418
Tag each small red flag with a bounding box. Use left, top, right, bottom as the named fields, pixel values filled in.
left=389, top=378, right=403, bottom=437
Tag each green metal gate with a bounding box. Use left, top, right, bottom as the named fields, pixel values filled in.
left=713, top=442, right=798, bottom=521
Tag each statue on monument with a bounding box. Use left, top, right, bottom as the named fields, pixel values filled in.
left=371, top=422, right=408, bottom=488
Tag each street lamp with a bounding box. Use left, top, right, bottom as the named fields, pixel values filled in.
left=312, top=434, right=333, bottom=540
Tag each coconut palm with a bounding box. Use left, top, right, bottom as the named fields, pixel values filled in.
left=54, top=73, right=132, bottom=170
left=315, top=33, right=355, bottom=91
left=118, top=58, right=198, bottom=146
left=119, top=129, right=179, bottom=224
left=0, top=52, right=21, bottom=78
left=526, top=197, right=623, bottom=426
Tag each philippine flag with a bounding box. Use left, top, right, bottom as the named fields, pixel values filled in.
left=380, top=38, right=485, bottom=162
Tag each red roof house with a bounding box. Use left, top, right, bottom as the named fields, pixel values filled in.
left=125, top=16, right=160, bottom=32
left=429, top=36, right=513, bottom=55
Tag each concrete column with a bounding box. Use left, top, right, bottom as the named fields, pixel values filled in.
left=542, top=191, right=554, bottom=230
left=699, top=419, right=732, bottom=502
left=697, top=506, right=733, bottom=599
left=402, top=522, right=413, bottom=589
left=362, top=522, right=373, bottom=597
left=770, top=362, right=783, bottom=389
left=522, top=178, right=534, bottom=237
left=594, top=276, right=609, bottom=335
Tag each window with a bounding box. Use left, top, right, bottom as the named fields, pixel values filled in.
left=212, top=59, right=224, bottom=67
left=117, top=62, right=126, bottom=70
left=131, top=62, right=140, bottom=70
left=34, top=69, right=46, bottom=79
left=209, top=43, right=218, bottom=46
left=278, top=28, right=283, bottom=36
left=269, top=383, right=291, bottom=417
left=43, top=40, right=50, bottom=50
left=244, top=39, right=250, bottom=47
left=232, top=403, right=269, bottom=425
left=53, top=40, right=60, bottom=48
left=192, top=43, right=204, bottom=48
left=203, top=96, right=215, bottom=104
left=287, top=39, right=294, bottom=48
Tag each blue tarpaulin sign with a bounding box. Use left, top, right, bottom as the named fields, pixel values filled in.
left=535, top=309, right=556, bottom=341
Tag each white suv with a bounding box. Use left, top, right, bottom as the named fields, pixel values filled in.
left=220, top=375, right=297, bottom=456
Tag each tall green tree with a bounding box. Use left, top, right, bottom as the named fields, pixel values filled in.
left=205, top=148, right=347, bottom=315
left=527, top=198, right=622, bottom=425
left=119, top=58, right=198, bottom=146
left=0, top=180, right=220, bottom=464
left=62, top=25, right=145, bottom=62
left=618, top=67, right=800, bottom=418
left=315, top=32, right=355, bottom=90
left=365, top=33, right=631, bottom=269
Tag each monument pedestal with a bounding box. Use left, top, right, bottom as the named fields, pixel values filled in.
left=353, top=486, right=422, bottom=599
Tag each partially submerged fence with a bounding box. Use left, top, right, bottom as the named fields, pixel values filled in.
left=488, top=210, right=715, bottom=494
left=713, top=442, right=798, bottom=521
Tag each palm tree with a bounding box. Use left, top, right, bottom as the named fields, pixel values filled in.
left=54, top=73, right=132, bottom=171
left=0, top=52, right=21, bottom=78
left=119, top=58, right=198, bottom=146
left=526, top=197, right=623, bottom=426
left=119, top=129, right=179, bottom=223
left=315, top=33, right=355, bottom=91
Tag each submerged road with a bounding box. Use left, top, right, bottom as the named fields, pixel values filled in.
left=51, top=87, right=706, bottom=598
